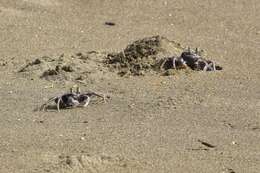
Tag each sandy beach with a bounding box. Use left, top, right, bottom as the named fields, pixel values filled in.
left=0, top=0, right=259, bottom=172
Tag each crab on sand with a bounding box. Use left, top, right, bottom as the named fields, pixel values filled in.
left=161, top=48, right=222, bottom=71
left=40, top=87, right=106, bottom=112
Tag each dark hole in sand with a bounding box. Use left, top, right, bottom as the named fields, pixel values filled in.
left=104, top=22, right=116, bottom=26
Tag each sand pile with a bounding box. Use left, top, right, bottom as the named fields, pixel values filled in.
left=106, top=35, right=184, bottom=76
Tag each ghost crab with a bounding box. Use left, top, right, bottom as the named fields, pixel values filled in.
left=160, top=48, right=222, bottom=71
left=40, top=87, right=106, bottom=112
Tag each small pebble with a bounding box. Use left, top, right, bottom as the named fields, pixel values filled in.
left=44, top=84, right=54, bottom=89
left=128, top=104, right=135, bottom=108
left=161, top=81, right=167, bottom=84
left=231, top=141, right=237, bottom=145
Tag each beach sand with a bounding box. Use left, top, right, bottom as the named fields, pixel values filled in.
left=0, top=0, right=259, bottom=172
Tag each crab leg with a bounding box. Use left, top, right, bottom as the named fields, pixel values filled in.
left=40, top=96, right=57, bottom=111
left=203, top=62, right=209, bottom=71
left=81, top=96, right=91, bottom=107
left=57, top=97, right=62, bottom=112
left=159, top=59, right=167, bottom=71
left=211, top=62, right=216, bottom=71
left=93, top=93, right=106, bottom=102
left=172, top=57, right=177, bottom=69
left=204, top=61, right=216, bottom=71
left=180, top=58, right=188, bottom=69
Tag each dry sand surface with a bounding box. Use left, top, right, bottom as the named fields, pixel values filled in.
left=0, top=0, right=259, bottom=172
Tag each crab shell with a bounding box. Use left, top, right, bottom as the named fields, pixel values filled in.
left=180, top=51, right=201, bottom=70
left=54, top=93, right=80, bottom=108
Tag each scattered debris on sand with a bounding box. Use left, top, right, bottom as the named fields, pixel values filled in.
left=197, top=139, right=216, bottom=148
left=18, top=51, right=107, bottom=82
left=105, top=21, right=116, bottom=26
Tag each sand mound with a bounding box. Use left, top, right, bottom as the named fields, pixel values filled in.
left=18, top=51, right=107, bottom=82
left=106, top=35, right=184, bottom=76
left=106, top=35, right=222, bottom=76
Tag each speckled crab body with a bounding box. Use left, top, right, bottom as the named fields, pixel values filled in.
left=161, top=49, right=222, bottom=72
left=40, top=87, right=105, bottom=112
left=53, top=93, right=89, bottom=109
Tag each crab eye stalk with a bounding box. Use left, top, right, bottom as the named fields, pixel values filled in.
left=187, top=47, right=191, bottom=53
left=76, top=87, right=81, bottom=94
left=195, top=47, right=198, bottom=54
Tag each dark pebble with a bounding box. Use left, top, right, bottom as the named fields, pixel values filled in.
left=105, top=22, right=116, bottom=26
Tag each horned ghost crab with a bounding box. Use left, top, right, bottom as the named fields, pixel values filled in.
left=40, top=87, right=106, bottom=112
left=160, top=48, right=222, bottom=72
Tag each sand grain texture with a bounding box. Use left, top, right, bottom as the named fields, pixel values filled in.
left=0, top=0, right=259, bottom=172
